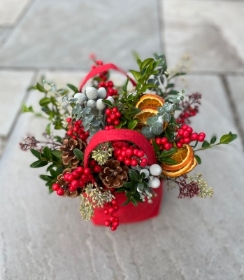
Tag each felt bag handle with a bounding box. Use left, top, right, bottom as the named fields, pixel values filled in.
left=84, top=129, right=157, bottom=168
left=79, top=63, right=136, bottom=92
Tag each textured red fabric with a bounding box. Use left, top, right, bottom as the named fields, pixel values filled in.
left=84, top=129, right=163, bottom=225
left=79, top=63, right=136, bottom=92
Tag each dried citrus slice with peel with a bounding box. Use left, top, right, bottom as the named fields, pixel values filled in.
left=162, top=144, right=194, bottom=171
left=162, top=158, right=197, bottom=178
left=134, top=106, right=158, bottom=125
left=136, top=94, right=165, bottom=109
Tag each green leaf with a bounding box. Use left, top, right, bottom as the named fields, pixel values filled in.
left=30, top=149, right=41, bottom=159
left=130, top=70, right=141, bottom=81
left=122, top=198, right=131, bottom=206
left=202, top=141, right=210, bottom=148
left=102, top=100, right=112, bottom=107
left=170, top=72, right=186, bottom=79
left=152, top=139, right=160, bottom=154
left=49, top=169, right=59, bottom=178
left=195, top=155, right=202, bottom=164
left=22, top=104, right=34, bottom=113
left=141, top=58, right=154, bottom=68
left=220, top=132, right=237, bottom=144
left=40, top=174, right=52, bottom=181
left=127, top=120, right=138, bottom=130
left=46, top=123, right=51, bottom=135
left=30, top=160, right=48, bottom=168
left=43, top=147, right=52, bottom=160
left=36, top=83, right=46, bottom=93
left=129, top=169, right=139, bottom=181
left=67, top=84, right=78, bottom=93
left=123, top=182, right=135, bottom=189
left=51, top=150, right=61, bottom=160
left=167, top=90, right=179, bottom=95
left=73, top=148, right=83, bottom=160
left=47, top=163, right=57, bottom=172
left=54, top=136, right=63, bottom=143
left=210, top=135, right=217, bottom=144
left=160, top=158, right=177, bottom=165
left=39, top=97, right=51, bottom=106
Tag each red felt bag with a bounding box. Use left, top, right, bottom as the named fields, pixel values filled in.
left=81, top=64, right=163, bottom=225
left=83, top=129, right=163, bottom=225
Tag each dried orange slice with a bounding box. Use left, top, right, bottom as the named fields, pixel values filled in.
left=162, top=144, right=194, bottom=171
left=136, top=94, right=165, bottom=109
left=134, top=106, right=158, bottom=125
left=162, top=158, right=197, bottom=178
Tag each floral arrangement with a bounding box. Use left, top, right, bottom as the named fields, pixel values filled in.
left=20, top=54, right=237, bottom=231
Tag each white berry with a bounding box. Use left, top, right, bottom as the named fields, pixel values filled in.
left=149, top=164, right=162, bottom=176
left=149, top=177, right=161, bottom=188
left=74, top=93, right=87, bottom=104
left=85, top=87, right=98, bottom=100
left=140, top=169, right=149, bottom=178
left=96, top=99, right=106, bottom=110
left=106, top=96, right=114, bottom=104
left=87, top=100, right=96, bottom=108
left=97, top=87, right=107, bottom=99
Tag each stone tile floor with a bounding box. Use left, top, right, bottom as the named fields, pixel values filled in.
left=0, top=0, right=244, bottom=279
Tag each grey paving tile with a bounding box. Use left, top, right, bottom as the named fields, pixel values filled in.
left=0, top=72, right=243, bottom=279
left=0, top=70, right=34, bottom=137
left=162, top=0, right=244, bottom=73
left=226, top=75, right=244, bottom=133
left=0, top=0, right=31, bottom=26
left=0, top=28, right=9, bottom=48
left=0, top=0, right=161, bottom=70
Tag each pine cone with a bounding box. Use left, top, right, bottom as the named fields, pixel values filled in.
left=99, top=159, right=129, bottom=188
left=60, top=138, right=86, bottom=167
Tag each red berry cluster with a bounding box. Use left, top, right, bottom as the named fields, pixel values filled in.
left=176, top=124, right=206, bottom=148
left=99, top=80, right=118, bottom=97
left=105, top=107, right=121, bottom=129
left=104, top=199, right=120, bottom=231
left=66, top=118, right=89, bottom=142
left=155, top=137, right=173, bottom=151
left=177, top=107, right=197, bottom=124
left=112, top=141, right=148, bottom=167
left=89, top=159, right=102, bottom=173
left=91, top=59, right=118, bottom=96
left=52, top=167, right=93, bottom=196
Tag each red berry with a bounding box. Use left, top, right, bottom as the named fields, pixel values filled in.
left=187, top=127, right=193, bottom=133
left=161, top=137, right=168, bottom=144
left=113, top=205, right=119, bottom=211
left=183, top=137, right=191, bottom=144
left=155, top=138, right=161, bottom=145
left=131, top=158, right=138, bottom=167
left=140, top=158, right=148, bottom=167
left=124, top=158, right=131, bottom=166
left=114, top=120, right=120, bottom=126
left=115, top=112, right=121, bottom=118
left=52, top=183, right=60, bottom=191
left=176, top=142, right=183, bottom=148
left=111, top=199, right=117, bottom=205
left=105, top=108, right=111, bottom=116
left=66, top=117, right=72, bottom=123
left=177, top=129, right=184, bottom=136
left=104, top=220, right=110, bottom=227
left=191, top=133, right=198, bottom=141
left=164, top=143, right=172, bottom=150
left=104, top=209, right=109, bottom=215
left=198, top=135, right=205, bottom=142
left=199, top=132, right=206, bottom=138
left=70, top=180, right=79, bottom=190
left=125, top=148, right=133, bottom=157
left=109, top=216, right=115, bottom=222
left=84, top=168, right=91, bottom=175
left=57, top=189, right=64, bottom=196
left=110, top=226, right=117, bottom=231
left=182, top=124, right=188, bottom=130
left=112, top=221, right=119, bottom=228
left=183, top=131, right=190, bottom=138
left=63, top=173, right=70, bottom=182
left=93, top=165, right=102, bottom=173
left=137, top=150, right=145, bottom=158
left=112, top=107, right=118, bottom=113
left=108, top=81, right=114, bottom=87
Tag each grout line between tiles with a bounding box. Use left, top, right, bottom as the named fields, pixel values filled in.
left=220, top=74, right=244, bottom=150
